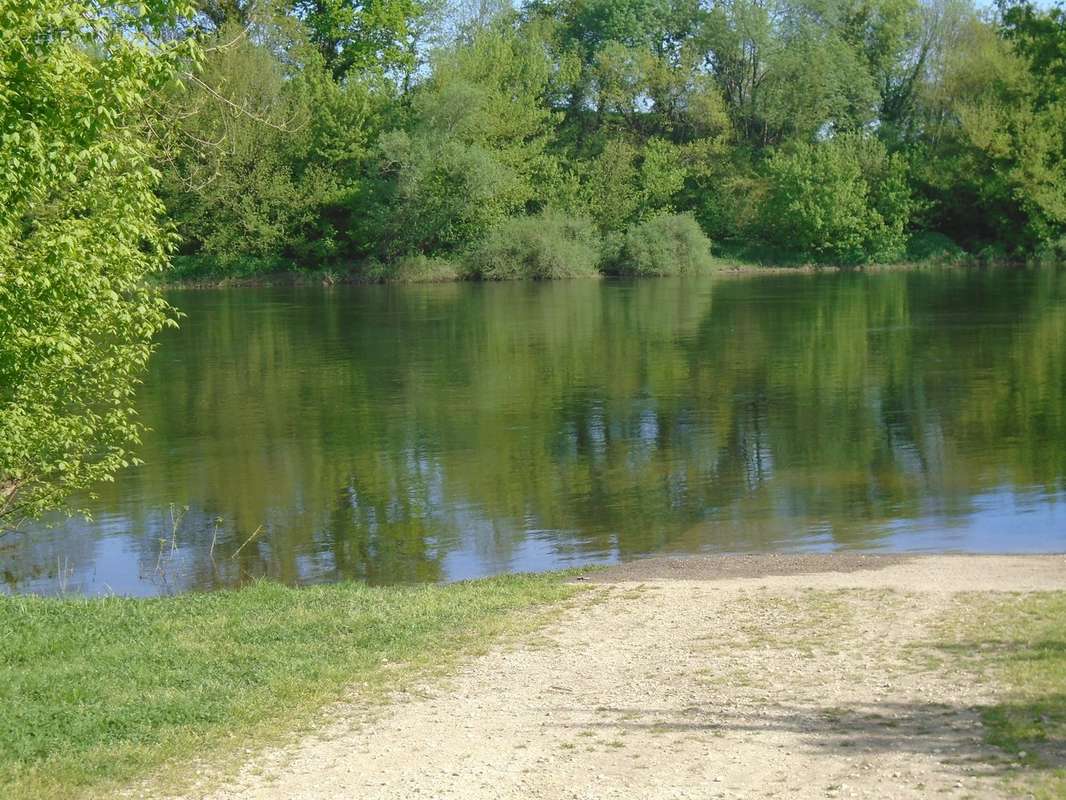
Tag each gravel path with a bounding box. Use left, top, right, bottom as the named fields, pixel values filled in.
left=175, top=555, right=1066, bottom=800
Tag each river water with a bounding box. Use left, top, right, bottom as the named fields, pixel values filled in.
left=5, top=268, right=1066, bottom=596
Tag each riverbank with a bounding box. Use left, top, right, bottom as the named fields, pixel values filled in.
left=158, top=252, right=1001, bottom=289
left=0, top=573, right=581, bottom=800
left=171, top=554, right=1066, bottom=800
left=5, top=556, right=1065, bottom=799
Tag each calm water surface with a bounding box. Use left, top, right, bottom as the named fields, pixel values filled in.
left=5, top=268, right=1066, bottom=596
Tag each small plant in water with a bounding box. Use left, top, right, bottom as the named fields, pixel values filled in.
left=153, top=504, right=189, bottom=585
left=209, top=516, right=223, bottom=564
left=55, top=555, right=74, bottom=594
left=231, top=524, right=265, bottom=559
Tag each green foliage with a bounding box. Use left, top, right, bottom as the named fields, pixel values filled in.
left=701, top=0, right=886, bottom=146
left=564, top=138, right=691, bottom=234
left=576, top=140, right=641, bottom=232
left=159, top=25, right=381, bottom=271
left=149, top=0, right=1066, bottom=276
left=759, top=134, right=913, bottom=263
left=0, top=572, right=580, bottom=799
left=1000, top=0, right=1066, bottom=108
left=370, top=25, right=560, bottom=258
left=1036, top=235, right=1066, bottom=265
left=166, top=255, right=292, bottom=282
left=291, top=0, right=426, bottom=79
left=468, top=210, right=602, bottom=279
left=606, top=213, right=716, bottom=276
left=905, top=231, right=965, bottom=263
left=0, top=0, right=1051, bottom=357
left=913, top=6, right=1066, bottom=251
left=0, top=0, right=192, bottom=526
left=375, top=131, right=526, bottom=256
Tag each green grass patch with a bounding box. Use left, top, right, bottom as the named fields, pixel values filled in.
left=942, top=592, right=1066, bottom=799
left=0, top=573, right=583, bottom=799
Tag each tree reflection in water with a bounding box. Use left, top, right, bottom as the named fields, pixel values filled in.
left=5, top=268, right=1066, bottom=596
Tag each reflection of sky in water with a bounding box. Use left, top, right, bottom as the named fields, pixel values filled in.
left=876, top=486, right=1066, bottom=552
left=4, top=269, right=1066, bottom=596
left=5, top=483, right=1064, bottom=597
left=440, top=525, right=608, bottom=583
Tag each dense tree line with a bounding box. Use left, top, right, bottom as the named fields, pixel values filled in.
left=159, top=0, right=1066, bottom=277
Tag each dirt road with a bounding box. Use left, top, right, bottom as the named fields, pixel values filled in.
left=176, top=555, right=1066, bottom=800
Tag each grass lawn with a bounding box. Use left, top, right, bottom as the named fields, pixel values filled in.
left=945, top=592, right=1066, bottom=799
left=0, top=573, right=583, bottom=800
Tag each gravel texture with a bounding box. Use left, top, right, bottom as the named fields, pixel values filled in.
left=582, top=553, right=918, bottom=582
left=166, top=555, right=1066, bottom=800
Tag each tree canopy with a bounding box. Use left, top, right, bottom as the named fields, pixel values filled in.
left=154, top=0, right=1066, bottom=276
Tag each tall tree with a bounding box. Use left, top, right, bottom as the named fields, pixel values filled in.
left=913, top=5, right=1066, bottom=249
left=291, top=0, right=426, bottom=78
left=368, top=23, right=561, bottom=255
left=999, top=0, right=1066, bottom=107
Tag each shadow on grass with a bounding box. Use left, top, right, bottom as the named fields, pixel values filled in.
left=554, top=700, right=1012, bottom=772
left=547, top=626, right=1066, bottom=790
left=933, top=637, right=1066, bottom=773
left=936, top=638, right=1066, bottom=660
